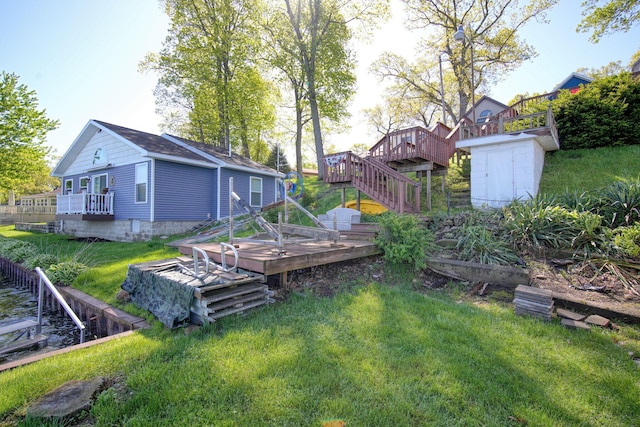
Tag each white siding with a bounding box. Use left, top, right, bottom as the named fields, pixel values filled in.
left=64, top=131, right=143, bottom=176
left=469, top=137, right=546, bottom=208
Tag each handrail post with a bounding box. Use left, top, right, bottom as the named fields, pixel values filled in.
left=36, top=276, right=44, bottom=335
left=34, top=267, right=86, bottom=343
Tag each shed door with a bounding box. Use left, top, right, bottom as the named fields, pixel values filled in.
left=487, top=149, right=514, bottom=208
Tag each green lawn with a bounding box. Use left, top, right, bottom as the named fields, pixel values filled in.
left=539, top=145, right=640, bottom=195
left=1, top=279, right=639, bottom=426
left=2, top=146, right=640, bottom=425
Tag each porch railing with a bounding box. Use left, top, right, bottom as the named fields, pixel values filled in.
left=56, top=192, right=114, bottom=215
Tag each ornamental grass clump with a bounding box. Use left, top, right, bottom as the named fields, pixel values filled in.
left=374, top=213, right=434, bottom=272
left=456, top=224, right=520, bottom=266
left=595, top=179, right=640, bottom=228
left=502, top=198, right=611, bottom=257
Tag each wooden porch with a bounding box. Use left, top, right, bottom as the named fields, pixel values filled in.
left=179, top=239, right=381, bottom=283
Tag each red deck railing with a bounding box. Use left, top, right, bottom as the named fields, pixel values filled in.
left=368, top=126, right=456, bottom=168
left=322, top=92, right=560, bottom=214
left=323, top=151, right=420, bottom=213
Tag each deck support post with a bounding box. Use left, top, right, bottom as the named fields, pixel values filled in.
left=356, top=190, right=361, bottom=211
left=426, top=170, right=432, bottom=211
left=341, top=188, right=346, bottom=207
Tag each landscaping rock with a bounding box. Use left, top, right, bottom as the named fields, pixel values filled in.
left=556, top=308, right=586, bottom=321
left=26, top=377, right=105, bottom=420
left=561, top=318, right=591, bottom=330
left=585, top=314, right=611, bottom=328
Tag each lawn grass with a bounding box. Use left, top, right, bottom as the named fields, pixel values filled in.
left=539, top=145, right=640, bottom=195
left=2, top=149, right=640, bottom=425
left=1, top=280, right=638, bottom=426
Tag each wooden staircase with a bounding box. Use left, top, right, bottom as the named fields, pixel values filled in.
left=323, top=126, right=458, bottom=214
left=323, top=92, right=560, bottom=214
left=323, top=152, right=421, bottom=213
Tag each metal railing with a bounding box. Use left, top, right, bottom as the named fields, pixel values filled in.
left=34, top=267, right=86, bottom=343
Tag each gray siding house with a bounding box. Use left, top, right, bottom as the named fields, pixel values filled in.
left=52, top=120, right=281, bottom=241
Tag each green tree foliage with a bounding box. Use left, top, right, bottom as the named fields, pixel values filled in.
left=0, top=72, right=59, bottom=202
left=577, top=0, right=640, bottom=42
left=552, top=72, right=640, bottom=150
left=372, top=0, right=558, bottom=126
left=141, top=0, right=275, bottom=159
left=279, top=0, right=370, bottom=179
left=265, top=144, right=291, bottom=173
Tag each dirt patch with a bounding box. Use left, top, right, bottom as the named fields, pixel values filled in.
left=279, top=253, right=640, bottom=321
left=527, top=258, right=640, bottom=314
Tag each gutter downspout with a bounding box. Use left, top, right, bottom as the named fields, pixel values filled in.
left=216, top=167, right=221, bottom=220
left=150, top=159, right=155, bottom=222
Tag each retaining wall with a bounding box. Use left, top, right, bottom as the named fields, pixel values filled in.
left=0, top=257, right=148, bottom=338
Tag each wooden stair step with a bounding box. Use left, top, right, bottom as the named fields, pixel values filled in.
left=0, top=319, right=38, bottom=336
left=0, top=334, right=48, bottom=356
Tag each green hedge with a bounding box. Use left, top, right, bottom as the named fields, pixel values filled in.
left=553, top=72, right=640, bottom=150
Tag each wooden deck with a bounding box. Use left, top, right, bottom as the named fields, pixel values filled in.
left=179, top=239, right=381, bottom=277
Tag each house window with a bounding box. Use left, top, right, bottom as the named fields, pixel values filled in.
left=477, top=109, right=493, bottom=123
left=79, top=176, right=90, bottom=193
left=64, top=179, right=73, bottom=195
left=135, top=163, right=148, bottom=203
left=92, top=173, right=108, bottom=194
left=250, top=177, right=262, bottom=207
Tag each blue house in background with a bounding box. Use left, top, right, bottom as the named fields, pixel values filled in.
left=52, top=120, right=282, bottom=242
left=547, top=72, right=593, bottom=100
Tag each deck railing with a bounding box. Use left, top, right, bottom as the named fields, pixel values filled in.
left=458, top=107, right=558, bottom=142
left=56, top=192, right=114, bottom=215
left=368, top=126, right=456, bottom=168
left=323, top=151, right=420, bottom=213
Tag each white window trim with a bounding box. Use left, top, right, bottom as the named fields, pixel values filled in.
left=92, top=173, right=108, bottom=194
left=250, top=176, right=263, bottom=207
left=79, top=176, right=90, bottom=193
left=135, top=163, right=148, bottom=204
left=64, top=179, right=73, bottom=195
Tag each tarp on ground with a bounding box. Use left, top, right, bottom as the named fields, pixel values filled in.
left=121, top=263, right=194, bottom=329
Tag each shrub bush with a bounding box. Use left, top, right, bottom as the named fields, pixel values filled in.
left=23, top=253, right=60, bottom=270
left=613, top=224, right=640, bottom=259
left=374, top=213, right=434, bottom=272
left=553, top=73, right=640, bottom=150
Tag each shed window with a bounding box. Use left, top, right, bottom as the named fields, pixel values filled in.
left=250, top=177, right=262, bottom=207
left=135, top=163, right=148, bottom=203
